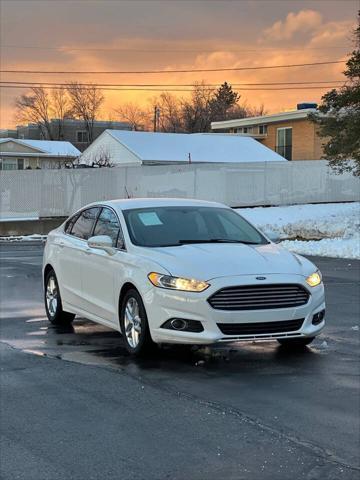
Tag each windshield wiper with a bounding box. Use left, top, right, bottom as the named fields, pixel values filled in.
left=178, top=239, right=259, bottom=245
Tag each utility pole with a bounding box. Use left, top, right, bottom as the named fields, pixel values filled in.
left=153, top=106, right=160, bottom=132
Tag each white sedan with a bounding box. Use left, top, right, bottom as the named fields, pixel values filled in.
left=43, top=198, right=325, bottom=355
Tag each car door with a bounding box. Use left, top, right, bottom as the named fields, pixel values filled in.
left=58, top=207, right=100, bottom=311
left=80, top=207, right=125, bottom=325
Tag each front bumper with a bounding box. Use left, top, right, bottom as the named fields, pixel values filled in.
left=143, top=273, right=325, bottom=345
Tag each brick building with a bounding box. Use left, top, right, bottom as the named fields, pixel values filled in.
left=211, top=104, right=324, bottom=161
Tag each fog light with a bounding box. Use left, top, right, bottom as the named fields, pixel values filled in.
left=312, top=309, right=325, bottom=325
left=161, top=318, right=204, bottom=333
left=170, top=319, right=187, bottom=330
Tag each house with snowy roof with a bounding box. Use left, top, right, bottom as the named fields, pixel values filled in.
left=80, top=130, right=286, bottom=166
left=0, top=138, right=80, bottom=170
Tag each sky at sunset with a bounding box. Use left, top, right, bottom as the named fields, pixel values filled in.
left=0, top=0, right=358, bottom=129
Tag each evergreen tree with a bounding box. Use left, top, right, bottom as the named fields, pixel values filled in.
left=210, top=82, right=241, bottom=122
left=311, top=12, right=360, bottom=176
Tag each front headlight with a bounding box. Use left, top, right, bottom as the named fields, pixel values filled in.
left=306, top=270, right=322, bottom=287
left=148, top=272, right=210, bottom=292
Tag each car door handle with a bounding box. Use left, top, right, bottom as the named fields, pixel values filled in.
left=59, top=241, right=65, bottom=248
left=85, top=247, right=92, bottom=255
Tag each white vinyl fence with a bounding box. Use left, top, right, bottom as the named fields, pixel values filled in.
left=1, top=161, right=359, bottom=220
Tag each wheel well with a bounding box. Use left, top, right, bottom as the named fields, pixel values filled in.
left=43, top=264, right=54, bottom=286
left=118, top=282, right=138, bottom=315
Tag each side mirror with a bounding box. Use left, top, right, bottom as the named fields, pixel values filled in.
left=87, top=235, right=116, bottom=255
left=263, top=230, right=281, bottom=244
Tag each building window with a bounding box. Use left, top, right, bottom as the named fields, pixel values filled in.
left=276, top=127, right=292, bottom=160
left=0, top=158, right=25, bottom=170
left=0, top=158, right=18, bottom=170
left=76, top=130, right=89, bottom=143
left=259, top=125, right=267, bottom=134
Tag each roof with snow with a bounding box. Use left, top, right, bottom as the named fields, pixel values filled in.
left=0, top=138, right=80, bottom=157
left=105, top=130, right=286, bottom=163
left=211, top=108, right=317, bottom=130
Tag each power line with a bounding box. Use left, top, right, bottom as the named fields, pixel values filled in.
left=0, top=60, right=345, bottom=75
left=0, top=85, right=342, bottom=92
left=0, top=80, right=345, bottom=87
left=0, top=44, right=350, bottom=53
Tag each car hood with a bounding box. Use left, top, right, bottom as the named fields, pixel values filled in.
left=137, top=243, right=315, bottom=280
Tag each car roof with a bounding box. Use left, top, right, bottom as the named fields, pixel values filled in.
left=83, top=197, right=228, bottom=211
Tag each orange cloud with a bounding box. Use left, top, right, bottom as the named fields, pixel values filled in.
left=0, top=14, right=354, bottom=129
left=309, top=20, right=355, bottom=47
left=262, top=10, right=323, bottom=41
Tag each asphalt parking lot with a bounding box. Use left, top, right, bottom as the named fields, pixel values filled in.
left=0, top=242, right=359, bottom=480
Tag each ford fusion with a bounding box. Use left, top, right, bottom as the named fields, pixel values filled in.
left=43, top=198, right=325, bottom=355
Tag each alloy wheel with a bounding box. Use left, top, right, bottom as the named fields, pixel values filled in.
left=46, top=275, right=58, bottom=317
left=124, top=297, right=142, bottom=348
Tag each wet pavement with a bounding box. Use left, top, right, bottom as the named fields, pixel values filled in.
left=0, top=242, right=359, bottom=479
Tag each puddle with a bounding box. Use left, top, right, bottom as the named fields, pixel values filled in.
left=22, top=349, right=47, bottom=357
left=2, top=313, right=324, bottom=379
left=26, top=318, right=48, bottom=323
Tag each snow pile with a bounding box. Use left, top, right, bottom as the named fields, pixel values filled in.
left=237, top=202, right=360, bottom=240
left=281, top=236, right=360, bottom=259
left=237, top=202, right=360, bottom=260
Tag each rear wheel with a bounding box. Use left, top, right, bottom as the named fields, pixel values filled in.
left=120, top=289, right=154, bottom=356
left=277, top=337, right=315, bottom=348
left=44, top=269, right=75, bottom=325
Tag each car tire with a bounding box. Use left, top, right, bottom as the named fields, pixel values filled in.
left=277, top=337, right=315, bottom=348
left=44, top=269, right=75, bottom=325
left=120, top=288, right=154, bottom=356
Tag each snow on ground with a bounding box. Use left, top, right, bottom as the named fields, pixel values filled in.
left=281, top=236, right=360, bottom=260
left=237, top=202, right=360, bottom=240
left=0, top=234, right=47, bottom=243
left=1, top=202, right=359, bottom=259
left=237, top=202, right=360, bottom=260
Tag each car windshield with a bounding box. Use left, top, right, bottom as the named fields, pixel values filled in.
left=123, top=206, right=268, bottom=248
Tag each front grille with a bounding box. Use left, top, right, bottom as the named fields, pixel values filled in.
left=208, top=284, right=309, bottom=311
left=217, top=318, right=304, bottom=336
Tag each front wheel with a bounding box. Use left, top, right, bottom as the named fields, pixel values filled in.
left=44, top=270, right=75, bottom=325
left=277, top=337, right=315, bottom=348
left=120, top=289, right=154, bottom=356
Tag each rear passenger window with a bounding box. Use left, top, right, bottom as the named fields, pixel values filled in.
left=71, top=207, right=100, bottom=240
left=65, top=213, right=79, bottom=234
left=93, top=208, right=121, bottom=247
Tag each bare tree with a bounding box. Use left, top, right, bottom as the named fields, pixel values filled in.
left=155, top=93, right=184, bottom=132
left=51, top=88, right=72, bottom=140
left=15, top=87, right=54, bottom=139
left=181, top=82, right=214, bottom=132
left=114, top=102, right=149, bottom=131
left=89, top=147, right=113, bottom=168
left=15, top=86, right=73, bottom=140
left=225, top=103, right=249, bottom=120
left=246, top=103, right=268, bottom=117
left=67, top=82, right=104, bottom=144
